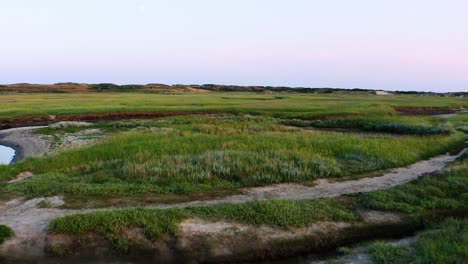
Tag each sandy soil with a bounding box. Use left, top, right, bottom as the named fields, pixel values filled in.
left=0, top=197, right=90, bottom=259
left=0, top=126, right=50, bottom=162
left=0, top=126, right=103, bottom=163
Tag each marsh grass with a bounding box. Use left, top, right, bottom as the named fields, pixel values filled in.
left=3, top=127, right=465, bottom=196
left=0, top=93, right=467, bottom=120
left=50, top=199, right=358, bottom=249
left=0, top=225, right=13, bottom=245
left=185, top=199, right=358, bottom=228
left=370, top=219, right=468, bottom=264
left=2, top=115, right=466, bottom=196
left=49, top=161, right=467, bottom=251
left=370, top=242, right=407, bottom=264
left=357, top=159, right=468, bottom=213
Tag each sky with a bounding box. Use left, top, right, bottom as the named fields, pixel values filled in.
left=0, top=0, right=467, bottom=92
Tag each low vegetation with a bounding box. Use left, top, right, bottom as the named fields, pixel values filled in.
left=185, top=199, right=357, bottom=228
left=310, top=117, right=451, bottom=135
left=50, top=199, right=358, bottom=251
left=49, top=157, right=467, bottom=251
left=0, top=92, right=467, bottom=120
left=0, top=225, right=13, bottom=245
left=370, top=219, right=468, bottom=264
left=357, top=158, right=468, bottom=213
left=2, top=115, right=465, bottom=197
left=370, top=242, right=407, bottom=264
left=0, top=91, right=466, bottom=261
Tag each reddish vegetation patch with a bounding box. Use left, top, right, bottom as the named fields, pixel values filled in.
left=0, top=112, right=214, bottom=129
left=394, top=106, right=467, bottom=115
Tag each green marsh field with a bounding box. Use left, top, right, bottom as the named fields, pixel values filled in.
left=0, top=91, right=467, bottom=263
left=0, top=92, right=467, bottom=119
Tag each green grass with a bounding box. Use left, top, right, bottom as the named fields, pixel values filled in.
left=370, top=242, right=407, bottom=264
left=370, top=219, right=468, bottom=264
left=49, top=199, right=358, bottom=251
left=357, top=158, right=468, bottom=213
left=0, top=225, right=13, bottom=245
left=50, top=208, right=186, bottom=241
left=1, top=93, right=465, bottom=198
left=1, top=92, right=466, bottom=256
left=2, top=115, right=465, bottom=197
left=0, top=93, right=467, bottom=120
left=185, top=199, right=357, bottom=228
left=49, top=158, right=467, bottom=251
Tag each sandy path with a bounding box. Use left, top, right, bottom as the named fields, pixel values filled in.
left=0, top=198, right=90, bottom=259
left=0, top=126, right=49, bottom=162
left=0, top=146, right=465, bottom=259
left=159, top=147, right=467, bottom=208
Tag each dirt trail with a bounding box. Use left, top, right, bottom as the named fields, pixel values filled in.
left=0, top=198, right=89, bottom=259
left=160, top=147, right=467, bottom=208
left=0, top=146, right=465, bottom=260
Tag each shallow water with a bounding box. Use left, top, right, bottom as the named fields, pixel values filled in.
left=0, top=145, right=15, bottom=165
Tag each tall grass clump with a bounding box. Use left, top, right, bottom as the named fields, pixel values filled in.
left=0, top=225, right=13, bottom=245
left=49, top=208, right=186, bottom=252
left=370, top=242, right=407, bottom=264
left=49, top=121, right=93, bottom=129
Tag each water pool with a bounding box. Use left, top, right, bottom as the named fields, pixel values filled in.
left=0, top=145, right=15, bottom=165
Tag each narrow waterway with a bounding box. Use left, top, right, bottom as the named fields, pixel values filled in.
left=0, top=145, right=15, bottom=165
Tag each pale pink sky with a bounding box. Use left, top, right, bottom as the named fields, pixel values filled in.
left=1, top=0, right=467, bottom=92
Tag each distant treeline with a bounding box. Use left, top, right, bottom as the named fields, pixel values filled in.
left=0, top=83, right=465, bottom=97
left=90, top=83, right=468, bottom=96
